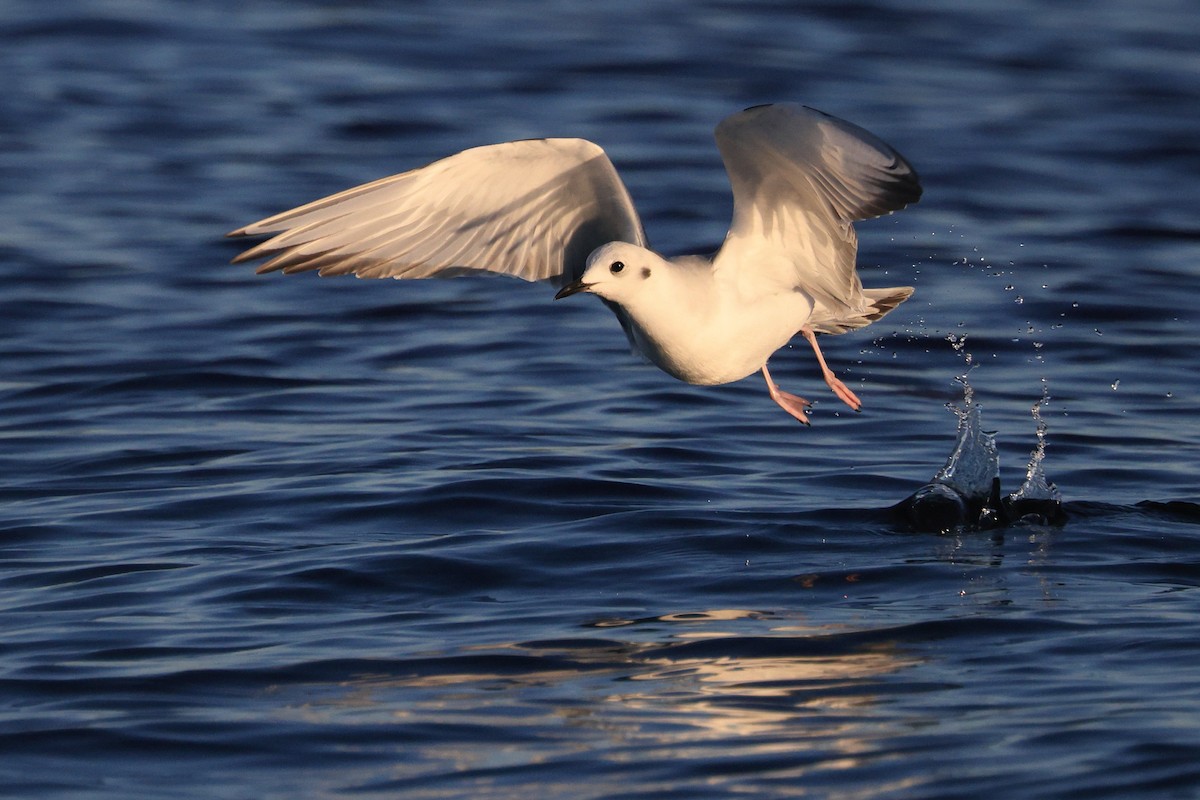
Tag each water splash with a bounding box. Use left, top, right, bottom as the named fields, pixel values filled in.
left=895, top=372, right=1002, bottom=533
left=1013, top=394, right=1059, bottom=501
left=937, top=335, right=1000, bottom=511
left=933, top=374, right=999, bottom=504
left=895, top=374, right=1065, bottom=533
left=1002, top=392, right=1066, bottom=524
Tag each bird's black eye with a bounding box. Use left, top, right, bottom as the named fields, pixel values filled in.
left=610, top=261, right=625, bottom=274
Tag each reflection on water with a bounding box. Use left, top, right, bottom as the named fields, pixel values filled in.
left=270, top=610, right=923, bottom=794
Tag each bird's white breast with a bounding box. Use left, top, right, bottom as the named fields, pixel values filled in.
left=621, top=260, right=815, bottom=386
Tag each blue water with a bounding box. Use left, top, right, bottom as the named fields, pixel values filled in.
left=3, top=1, right=1200, bottom=797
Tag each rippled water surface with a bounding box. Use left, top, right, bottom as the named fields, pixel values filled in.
left=3, top=1, right=1200, bottom=797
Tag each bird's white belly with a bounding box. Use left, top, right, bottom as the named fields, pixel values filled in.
left=629, top=289, right=814, bottom=386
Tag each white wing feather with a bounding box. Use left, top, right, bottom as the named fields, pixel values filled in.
left=229, top=138, right=646, bottom=287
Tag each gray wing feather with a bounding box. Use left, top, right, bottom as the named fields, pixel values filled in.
left=229, top=138, right=646, bottom=288
left=712, top=104, right=921, bottom=315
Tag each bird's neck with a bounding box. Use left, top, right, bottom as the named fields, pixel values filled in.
left=617, top=260, right=727, bottom=384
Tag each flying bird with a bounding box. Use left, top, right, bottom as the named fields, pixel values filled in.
left=228, top=103, right=922, bottom=424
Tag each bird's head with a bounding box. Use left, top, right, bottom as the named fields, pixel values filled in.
left=554, top=241, right=660, bottom=305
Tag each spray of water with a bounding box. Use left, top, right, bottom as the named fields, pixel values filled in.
left=933, top=373, right=999, bottom=503
left=933, top=334, right=998, bottom=497
left=1009, top=389, right=1062, bottom=504
left=896, top=329, right=1065, bottom=532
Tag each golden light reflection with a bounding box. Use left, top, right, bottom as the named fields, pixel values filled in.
left=265, top=608, right=926, bottom=798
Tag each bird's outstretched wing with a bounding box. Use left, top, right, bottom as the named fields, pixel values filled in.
left=712, top=104, right=921, bottom=314
left=228, top=138, right=646, bottom=288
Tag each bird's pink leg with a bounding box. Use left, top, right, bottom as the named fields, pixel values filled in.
left=802, top=327, right=862, bottom=411
left=761, top=364, right=812, bottom=425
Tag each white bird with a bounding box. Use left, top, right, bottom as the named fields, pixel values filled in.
left=229, top=103, right=921, bottom=425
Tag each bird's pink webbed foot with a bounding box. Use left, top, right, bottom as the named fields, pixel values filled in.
left=802, top=328, right=862, bottom=412
left=761, top=364, right=812, bottom=425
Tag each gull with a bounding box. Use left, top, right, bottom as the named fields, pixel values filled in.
left=228, top=103, right=922, bottom=425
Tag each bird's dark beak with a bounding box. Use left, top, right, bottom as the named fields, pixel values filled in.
left=554, top=280, right=592, bottom=300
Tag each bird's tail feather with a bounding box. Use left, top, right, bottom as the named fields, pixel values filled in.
left=809, top=286, right=914, bottom=335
